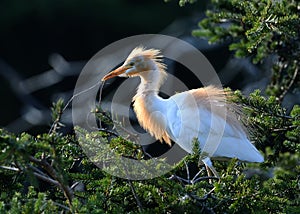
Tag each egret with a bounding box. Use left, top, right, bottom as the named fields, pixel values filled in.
left=102, top=47, right=264, bottom=177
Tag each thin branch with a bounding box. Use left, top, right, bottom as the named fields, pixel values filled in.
left=279, top=66, right=298, bottom=102
left=28, top=156, right=74, bottom=207
left=122, top=161, right=143, bottom=212
left=52, top=202, right=71, bottom=212
left=28, top=164, right=49, bottom=178
left=97, top=128, right=120, bottom=137
left=193, top=176, right=219, bottom=183
left=1, top=163, right=73, bottom=207
left=169, top=174, right=190, bottom=184
left=127, top=179, right=143, bottom=212
left=169, top=174, right=219, bottom=184
left=49, top=115, right=63, bottom=135
left=49, top=80, right=101, bottom=134
left=0, top=165, right=19, bottom=171
left=271, top=125, right=297, bottom=132
left=191, top=168, right=205, bottom=184
left=33, top=172, right=60, bottom=187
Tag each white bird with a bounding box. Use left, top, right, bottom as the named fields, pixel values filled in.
left=102, top=47, right=264, bottom=177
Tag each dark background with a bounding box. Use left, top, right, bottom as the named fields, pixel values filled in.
left=0, top=0, right=267, bottom=134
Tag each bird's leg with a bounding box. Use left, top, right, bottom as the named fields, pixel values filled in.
left=201, top=157, right=219, bottom=183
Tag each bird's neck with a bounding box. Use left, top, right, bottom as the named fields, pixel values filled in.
left=136, top=69, right=166, bottom=96
left=133, top=69, right=164, bottom=113
left=132, top=68, right=171, bottom=145
left=133, top=87, right=170, bottom=146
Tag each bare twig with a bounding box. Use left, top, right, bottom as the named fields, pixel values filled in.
left=271, top=125, right=297, bottom=132
left=49, top=80, right=101, bottom=134
left=52, top=202, right=71, bottom=212
left=122, top=161, right=143, bottom=212
left=193, top=176, right=219, bottom=183
left=0, top=165, right=19, bottom=171
left=169, top=174, right=190, bottom=184
left=28, top=156, right=74, bottom=208
left=97, top=128, right=119, bottom=137
left=49, top=114, right=63, bottom=135
left=1, top=163, right=73, bottom=210
left=191, top=168, right=205, bottom=184
left=33, top=172, right=60, bottom=187
left=127, top=179, right=143, bottom=212
left=279, top=66, right=298, bottom=102
left=169, top=174, right=218, bottom=185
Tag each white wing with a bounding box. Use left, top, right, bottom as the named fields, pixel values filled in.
left=165, top=91, right=264, bottom=162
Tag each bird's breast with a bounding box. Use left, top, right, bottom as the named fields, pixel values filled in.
left=133, top=95, right=171, bottom=144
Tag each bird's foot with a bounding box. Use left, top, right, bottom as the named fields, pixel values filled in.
left=200, top=157, right=220, bottom=184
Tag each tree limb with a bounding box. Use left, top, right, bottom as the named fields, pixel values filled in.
left=28, top=156, right=74, bottom=208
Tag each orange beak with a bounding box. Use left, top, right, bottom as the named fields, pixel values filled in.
left=102, top=66, right=129, bottom=81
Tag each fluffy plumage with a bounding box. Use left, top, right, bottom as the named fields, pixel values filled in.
left=102, top=47, right=264, bottom=171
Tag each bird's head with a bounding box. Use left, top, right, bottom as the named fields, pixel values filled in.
left=102, top=47, right=165, bottom=81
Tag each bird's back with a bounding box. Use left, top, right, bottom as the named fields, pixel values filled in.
left=165, top=86, right=264, bottom=162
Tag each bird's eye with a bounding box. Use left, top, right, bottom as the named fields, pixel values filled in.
left=128, top=62, right=135, bottom=66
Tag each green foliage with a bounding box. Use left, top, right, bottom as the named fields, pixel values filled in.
left=232, top=90, right=300, bottom=164
left=212, top=153, right=300, bottom=213
left=164, top=0, right=198, bottom=7
left=193, top=0, right=299, bottom=61
left=4, top=187, right=59, bottom=214
left=1, top=0, right=300, bottom=212
left=193, top=0, right=300, bottom=98
left=1, top=93, right=300, bottom=213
